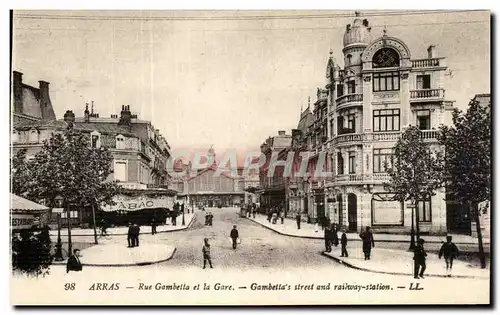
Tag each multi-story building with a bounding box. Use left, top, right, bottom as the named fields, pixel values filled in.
left=289, top=13, right=456, bottom=235
left=258, top=131, right=292, bottom=208
left=12, top=103, right=176, bottom=226
left=11, top=71, right=56, bottom=124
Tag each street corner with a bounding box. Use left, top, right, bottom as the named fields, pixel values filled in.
left=54, top=243, right=177, bottom=267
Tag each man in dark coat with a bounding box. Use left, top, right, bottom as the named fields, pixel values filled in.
left=340, top=228, right=348, bottom=257
left=359, top=226, right=375, bottom=260
left=413, top=238, right=427, bottom=279
left=331, top=224, right=339, bottom=247
left=133, top=223, right=140, bottom=247
left=66, top=249, right=83, bottom=273
left=439, top=236, right=459, bottom=277
left=230, top=225, right=239, bottom=250
left=295, top=214, right=301, bottom=229
left=151, top=217, right=157, bottom=235
left=172, top=212, right=177, bottom=226
left=202, top=238, right=213, bottom=269
left=324, top=225, right=332, bottom=252
left=127, top=222, right=133, bottom=247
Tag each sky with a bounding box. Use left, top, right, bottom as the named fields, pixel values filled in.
left=12, top=10, right=490, bottom=156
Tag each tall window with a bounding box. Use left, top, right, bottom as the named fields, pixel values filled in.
left=347, top=114, right=356, bottom=132
left=348, top=152, right=356, bottom=174
left=416, top=74, right=431, bottom=89
left=347, top=80, right=356, bottom=94
left=416, top=110, right=431, bottom=130
left=373, top=72, right=400, bottom=92
left=337, top=152, right=344, bottom=175
left=346, top=54, right=352, bottom=65
left=114, top=161, right=127, bottom=182
left=337, top=84, right=344, bottom=98
left=417, top=197, right=432, bottom=222
left=330, top=119, right=335, bottom=137
left=373, top=109, right=400, bottom=132
left=337, top=116, right=344, bottom=134
left=373, top=148, right=393, bottom=173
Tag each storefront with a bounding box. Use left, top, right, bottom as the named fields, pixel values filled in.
left=98, top=189, right=177, bottom=226
left=10, top=193, right=50, bottom=232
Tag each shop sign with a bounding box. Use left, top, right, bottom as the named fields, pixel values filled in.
left=101, top=195, right=174, bottom=212
left=11, top=213, right=36, bottom=230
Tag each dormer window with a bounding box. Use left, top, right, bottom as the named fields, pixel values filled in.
left=116, top=134, right=125, bottom=149
left=90, top=131, right=101, bottom=148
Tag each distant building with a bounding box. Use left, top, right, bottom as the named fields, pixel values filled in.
left=12, top=103, right=176, bottom=226
left=174, top=147, right=245, bottom=207
left=11, top=71, right=56, bottom=124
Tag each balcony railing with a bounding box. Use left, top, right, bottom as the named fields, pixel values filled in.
left=334, top=133, right=363, bottom=145
left=410, top=89, right=445, bottom=100
left=336, top=93, right=363, bottom=107
left=336, top=174, right=364, bottom=183
left=421, top=130, right=440, bottom=140
left=411, top=58, right=441, bottom=68
left=371, top=132, right=401, bottom=141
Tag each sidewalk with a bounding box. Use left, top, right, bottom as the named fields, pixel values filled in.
left=50, top=213, right=195, bottom=237
left=247, top=214, right=490, bottom=245
left=53, top=237, right=176, bottom=267
left=322, top=246, right=490, bottom=279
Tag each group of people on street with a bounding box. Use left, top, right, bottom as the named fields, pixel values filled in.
left=413, top=235, right=460, bottom=279
left=205, top=212, right=214, bottom=226
left=267, top=206, right=285, bottom=225
left=245, top=203, right=257, bottom=218
left=201, top=225, right=240, bottom=269
left=127, top=222, right=141, bottom=247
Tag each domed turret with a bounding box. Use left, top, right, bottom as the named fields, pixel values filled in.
left=343, top=12, right=372, bottom=48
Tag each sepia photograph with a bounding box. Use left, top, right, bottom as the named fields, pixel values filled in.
left=9, top=8, right=491, bottom=306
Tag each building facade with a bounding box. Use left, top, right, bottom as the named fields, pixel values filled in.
left=12, top=103, right=176, bottom=226
left=281, top=13, right=456, bottom=235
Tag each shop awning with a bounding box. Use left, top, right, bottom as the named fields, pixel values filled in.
left=10, top=194, right=49, bottom=212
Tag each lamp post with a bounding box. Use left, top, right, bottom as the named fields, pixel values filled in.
left=54, top=195, right=64, bottom=261
left=408, top=201, right=416, bottom=250
left=182, top=208, right=186, bottom=226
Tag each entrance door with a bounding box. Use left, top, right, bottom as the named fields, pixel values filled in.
left=315, top=194, right=325, bottom=220
left=347, top=193, right=357, bottom=232
left=446, top=195, right=471, bottom=235
left=208, top=199, right=214, bottom=207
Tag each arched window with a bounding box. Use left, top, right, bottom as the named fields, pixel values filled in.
left=372, top=48, right=400, bottom=68
left=346, top=54, right=352, bottom=65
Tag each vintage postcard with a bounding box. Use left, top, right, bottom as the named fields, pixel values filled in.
left=10, top=9, right=491, bottom=305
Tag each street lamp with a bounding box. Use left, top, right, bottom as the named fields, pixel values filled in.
left=407, top=201, right=416, bottom=250
left=54, top=195, right=64, bottom=261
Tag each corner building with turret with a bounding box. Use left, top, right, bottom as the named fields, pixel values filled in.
left=302, top=13, right=456, bottom=235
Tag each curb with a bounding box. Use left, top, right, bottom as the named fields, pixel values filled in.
left=50, top=214, right=196, bottom=237
left=52, top=248, right=177, bottom=267
left=247, top=218, right=490, bottom=246
left=320, top=252, right=489, bottom=280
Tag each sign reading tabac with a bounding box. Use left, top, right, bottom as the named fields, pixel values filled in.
left=101, top=195, right=173, bottom=212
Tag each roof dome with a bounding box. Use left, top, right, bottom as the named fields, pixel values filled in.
left=343, top=12, right=372, bottom=47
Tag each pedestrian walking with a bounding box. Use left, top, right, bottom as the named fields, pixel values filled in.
left=151, top=217, right=157, bottom=235
left=209, top=212, right=214, bottom=226
left=66, top=249, right=83, bottom=273
left=267, top=209, right=273, bottom=222
left=359, top=226, right=375, bottom=260
left=230, top=225, right=239, bottom=250
left=331, top=224, right=339, bottom=247
left=205, top=212, right=209, bottom=226
left=202, top=238, right=213, bottom=269
left=127, top=222, right=133, bottom=247
left=172, top=212, right=177, bottom=226
left=279, top=210, right=285, bottom=224
left=413, top=238, right=427, bottom=279
left=100, top=219, right=109, bottom=236
left=133, top=223, right=141, bottom=247
left=271, top=212, right=278, bottom=224
left=324, top=225, right=332, bottom=252
left=296, top=213, right=301, bottom=229
left=438, top=236, right=459, bottom=277
left=340, top=228, right=348, bottom=257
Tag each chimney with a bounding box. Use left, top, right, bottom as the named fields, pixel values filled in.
left=38, top=80, right=56, bottom=120
left=427, top=45, right=437, bottom=58
left=84, top=103, right=90, bottom=122
left=278, top=130, right=286, bottom=136
left=118, top=105, right=132, bottom=127
left=12, top=71, right=23, bottom=114
left=63, top=110, right=75, bottom=123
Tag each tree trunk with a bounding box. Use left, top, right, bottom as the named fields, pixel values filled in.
left=91, top=203, right=98, bottom=245
left=473, top=202, right=486, bottom=269
left=415, top=200, right=421, bottom=240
